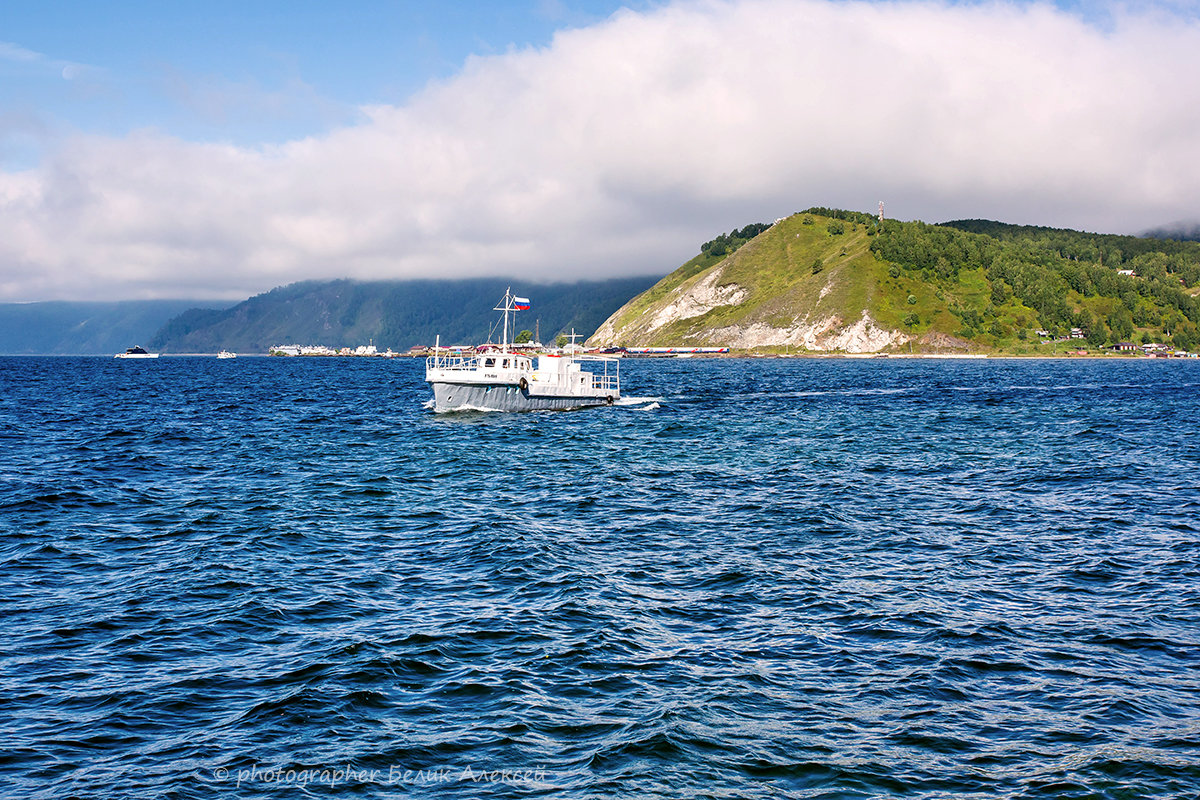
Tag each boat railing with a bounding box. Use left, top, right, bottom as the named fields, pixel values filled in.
left=577, top=354, right=620, bottom=393
left=426, top=352, right=477, bottom=371
left=591, top=373, right=619, bottom=392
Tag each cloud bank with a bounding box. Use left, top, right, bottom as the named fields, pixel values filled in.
left=3, top=0, right=1200, bottom=301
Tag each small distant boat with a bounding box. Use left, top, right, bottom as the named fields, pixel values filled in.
left=425, top=289, right=620, bottom=412
left=217, top=351, right=237, bottom=359
left=115, top=346, right=159, bottom=359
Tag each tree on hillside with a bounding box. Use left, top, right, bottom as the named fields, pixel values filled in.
left=1107, top=309, right=1134, bottom=341
left=700, top=222, right=769, bottom=259
left=515, top=329, right=533, bottom=343
left=1174, top=327, right=1195, bottom=351
left=991, top=280, right=1012, bottom=305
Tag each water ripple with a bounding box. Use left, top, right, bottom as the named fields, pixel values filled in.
left=1, top=356, right=1198, bottom=798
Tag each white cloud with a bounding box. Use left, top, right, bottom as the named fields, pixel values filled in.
left=0, top=39, right=94, bottom=80
left=3, top=0, right=1200, bottom=301
left=0, top=41, right=44, bottom=62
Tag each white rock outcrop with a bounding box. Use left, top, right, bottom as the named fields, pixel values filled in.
left=703, top=311, right=907, bottom=352
left=644, top=269, right=747, bottom=333
left=589, top=314, right=621, bottom=346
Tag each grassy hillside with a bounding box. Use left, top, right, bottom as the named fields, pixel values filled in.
left=594, top=209, right=1200, bottom=353
left=595, top=210, right=911, bottom=348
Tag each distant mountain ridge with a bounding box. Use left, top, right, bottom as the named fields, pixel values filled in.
left=149, top=277, right=660, bottom=353
left=1140, top=222, right=1200, bottom=243
left=0, top=300, right=230, bottom=355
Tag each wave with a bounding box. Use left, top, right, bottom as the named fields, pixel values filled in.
left=614, top=395, right=664, bottom=407
left=3, top=355, right=1197, bottom=800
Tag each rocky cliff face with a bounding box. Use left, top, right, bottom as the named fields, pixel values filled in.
left=644, top=269, right=748, bottom=334
left=700, top=311, right=909, bottom=351
left=591, top=264, right=749, bottom=345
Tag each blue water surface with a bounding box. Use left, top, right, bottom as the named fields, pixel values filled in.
left=1, top=356, right=1198, bottom=798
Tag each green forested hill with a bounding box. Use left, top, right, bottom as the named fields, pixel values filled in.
left=942, top=218, right=1200, bottom=272
left=884, top=217, right=1200, bottom=350
left=150, top=277, right=659, bottom=353
left=591, top=209, right=1200, bottom=353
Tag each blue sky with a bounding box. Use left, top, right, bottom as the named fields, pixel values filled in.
left=3, top=0, right=1200, bottom=301
left=2, top=1, right=642, bottom=159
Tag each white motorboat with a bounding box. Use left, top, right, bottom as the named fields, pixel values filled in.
left=217, top=351, right=237, bottom=359
left=115, top=346, right=159, bottom=359
left=425, top=289, right=620, bottom=412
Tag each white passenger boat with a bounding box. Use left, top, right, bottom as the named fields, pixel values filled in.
left=217, top=351, right=237, bottom=359
left=425, top=289, right=620, bottom=412
left=114, top=346, right=159, bottom=359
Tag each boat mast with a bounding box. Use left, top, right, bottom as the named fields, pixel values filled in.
left=494, top=288, right=513, bottom=352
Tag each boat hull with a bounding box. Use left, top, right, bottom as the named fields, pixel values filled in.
left=430, top=381, right=614, bottom=412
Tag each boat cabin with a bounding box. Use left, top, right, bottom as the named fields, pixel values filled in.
left=480, top=354, right=532, bottom=371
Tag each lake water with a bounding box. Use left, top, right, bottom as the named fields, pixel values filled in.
left=2, top=356, right=1198, bottom=798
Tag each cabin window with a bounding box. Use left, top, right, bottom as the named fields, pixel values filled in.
left=484, top=358, right=495, bottom=367
left=503, top=359, right=510, bottom=368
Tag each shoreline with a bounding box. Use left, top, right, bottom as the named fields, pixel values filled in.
left=2, top=351, right=1196, bottom=361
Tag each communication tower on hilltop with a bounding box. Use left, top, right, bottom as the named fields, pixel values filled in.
left=878, top=201, right=885, bottom=224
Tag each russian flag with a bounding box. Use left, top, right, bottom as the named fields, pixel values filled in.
left=513, top=296, right=531, bottom=311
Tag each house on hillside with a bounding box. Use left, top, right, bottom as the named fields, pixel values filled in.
left=1112, top=342, right=1137, bottom=352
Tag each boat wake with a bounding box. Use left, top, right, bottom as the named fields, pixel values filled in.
left=615, top=395, right=663, bottom=409
left=423, top=395, right=660, bottom=413
left=432, top=403, right=505, bottom=414
left=424, top=399, right=502, bottom=413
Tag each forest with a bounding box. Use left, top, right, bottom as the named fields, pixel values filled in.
left=863, top=215, right=1200, bottom=351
